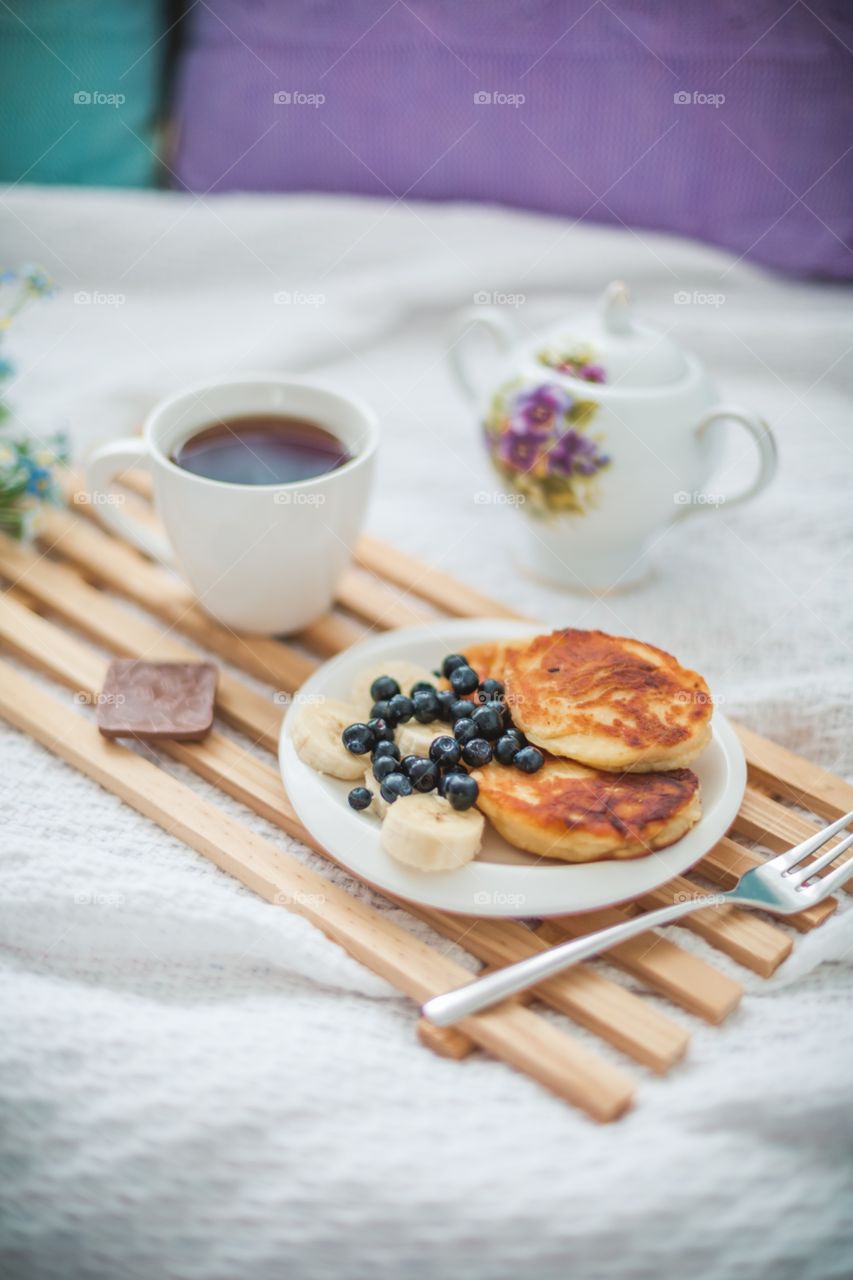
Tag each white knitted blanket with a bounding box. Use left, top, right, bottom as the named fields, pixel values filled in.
left=1, top=187, right=852, bottom=1280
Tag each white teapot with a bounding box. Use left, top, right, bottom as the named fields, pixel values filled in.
left=447, top=282, right=777, bottom=592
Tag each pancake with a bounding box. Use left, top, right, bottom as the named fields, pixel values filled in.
left=463, top=640, right=518, bottom=684
left=471, top=755, right=701, bottom=862
left=503, top=628, right=712, bottom=772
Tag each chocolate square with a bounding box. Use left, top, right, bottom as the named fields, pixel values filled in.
left=96, top=660, right=218, bottom=741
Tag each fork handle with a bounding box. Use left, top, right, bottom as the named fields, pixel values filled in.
left=422, top=894, right=727, bottom=1026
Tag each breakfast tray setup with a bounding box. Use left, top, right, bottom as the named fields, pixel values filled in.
left=1, top=469, right=851, bottom=1123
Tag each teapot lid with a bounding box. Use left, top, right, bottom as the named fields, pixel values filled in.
left=540, top=282, right=688, bottom=388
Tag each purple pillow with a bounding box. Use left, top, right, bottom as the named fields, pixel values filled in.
left=172, top=1, right=853, bottom=279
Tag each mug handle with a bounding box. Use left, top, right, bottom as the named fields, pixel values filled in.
left=676, top=403, right=778, bottom=518
left=447, top=307, right=515, bottom=403
left=85, top=438, right=173, bottom=564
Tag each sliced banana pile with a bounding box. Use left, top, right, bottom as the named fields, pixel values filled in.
left=291, top=665, right=485, bottom=872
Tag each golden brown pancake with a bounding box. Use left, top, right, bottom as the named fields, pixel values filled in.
left=463, top=640, right=516, bottom=684
left=502, top=628, right=712, bottom=772
left=472, top=755, right=701, bottom=862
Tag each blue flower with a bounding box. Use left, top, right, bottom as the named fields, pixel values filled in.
left=24, top=463, right=51, bottom=495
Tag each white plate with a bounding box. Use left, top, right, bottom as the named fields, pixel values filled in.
left=279, top=620, right=746, bottom=918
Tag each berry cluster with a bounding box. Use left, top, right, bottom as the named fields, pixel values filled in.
left=342, top=652, right=544, bottom=816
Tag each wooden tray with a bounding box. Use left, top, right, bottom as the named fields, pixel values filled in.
left=0, top=469, right=850, bottom=1122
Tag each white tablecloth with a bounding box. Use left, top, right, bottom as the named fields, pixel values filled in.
left=1, top=187, right=852, bottom=1280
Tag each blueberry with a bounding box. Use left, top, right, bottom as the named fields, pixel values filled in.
left=462, top=737, right=492, bottom=767
left=443, top=772, right=479, bottom=811
left=370, top=674, right=400, bottom=702
left=367, top=716, right=394, bottom=743
left=471, top=704, right=503, bottom=741
left=450, top=698, right=474, bottom=720
left=387, top=693, right=414, bottom=724
left=347, top=786, right=373, bottom=811
left=370, top=699, right=393, bottom=723
left=494, top=733, right=520, bottom=765
left=429, top=735, right=462, bottom=768
left=455, top=716, right=481, bottom=747
left=372, top=740, right=401, bottom=762
left=435, top=689, right=458, bottom=722
left=449, top=664, right=479, bottom=696
left=342, top=722, right=375, bottom=755
left=514, top=745, right=545, bottom=774
left=373, top=754, right=400, bottom=782
left=412, top=688, right=441, bottom=723
left=410, top=680, right=436, bottom=696
left=477, top=678, right=505, bottom=703
left=380, top=771, right=413, bottom=803
left=437, top=765, right=468, bottom=797
left=408, top=758, right=440, bottom=793
left=400, top=754, right=421, bottom=775
left=441, top=653, right=470, bottom=678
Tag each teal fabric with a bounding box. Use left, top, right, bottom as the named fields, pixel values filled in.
left=0, top=0, right=165, bottom=187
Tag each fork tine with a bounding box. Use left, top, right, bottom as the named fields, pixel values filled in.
left=787, top=830, right=853, bottom=888
left=799, top=848, right=853, bottom=902
left=770, top=807, right=853, bottom=872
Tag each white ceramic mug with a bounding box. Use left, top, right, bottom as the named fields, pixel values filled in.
left=86, top=375, right=379, bottom=634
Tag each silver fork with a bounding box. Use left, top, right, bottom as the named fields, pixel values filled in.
left=422, top=809, right=853, bottom=1027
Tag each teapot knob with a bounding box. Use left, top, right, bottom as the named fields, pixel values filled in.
left=602, top=280, right=634, bottom=335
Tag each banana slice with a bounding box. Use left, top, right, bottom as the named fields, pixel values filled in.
left=396, top=719, right=444, bottom=759
left=364, top=765, right=389, bottom=818
left=380, top=792, right=484, bottom=872
left=290, top=697, right=366, bottom=781
left=351, top=660, right=438, bottom=714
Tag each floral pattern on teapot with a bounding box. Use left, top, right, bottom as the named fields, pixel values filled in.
left=483, top=378, right=610, bottom=518
left=536, top=342, right=606, bottom=384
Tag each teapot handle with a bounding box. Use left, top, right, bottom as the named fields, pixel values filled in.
left=446, top=307, right=515, bottom=403
left=676, top=403, right=778, bottom=518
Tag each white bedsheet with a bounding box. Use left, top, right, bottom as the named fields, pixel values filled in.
left=1, top=186, right=852, bottom=1280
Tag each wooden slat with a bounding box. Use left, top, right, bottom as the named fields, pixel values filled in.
left=416, top=964, right=525, bottom=1061
left=0, top=593, right=689, bottom=1076
left=637, top=878, right=792, bottom=978
left=33, top=506, right=316, bottom=691
left=734, top=719, right=853, bottom=822
left=298, top=611, right=368, bottom=657
left=336, top=567, right=434, bottom=630
left=0, top=537, right=282, bottom=754
left=736, top=786, right=833, bottom=850
left=408, top=911, right=688, bottom=1073
left=0, top=659, right=635, bottom=1123
left=537, top=913, right=742, bottom=1025
left=354, top=533, right=527, bottom=621
left=416, top=1019, right=477, bottom=1060
left=734, top=786, right=853, bottom=891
